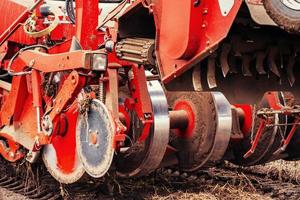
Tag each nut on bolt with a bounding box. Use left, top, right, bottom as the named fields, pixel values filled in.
left=42, top=115, right=54, bottom=136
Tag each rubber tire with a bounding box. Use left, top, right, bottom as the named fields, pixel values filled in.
left=167, top=92, right=217, bottom=171
left=263, top=0, right=300, bottom=33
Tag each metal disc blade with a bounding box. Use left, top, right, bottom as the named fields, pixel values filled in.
left=167, top=92, right=232, bottom=172
left=76, top=99, right=114, bottom=178
left=43, top=144, right=85, bottom=184
left=42, top=104, right=85, bottom=184
left=116, top=80, right=170, bottom=177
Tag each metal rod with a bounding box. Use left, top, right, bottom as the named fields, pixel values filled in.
left=120, top=48, right=142, bottom=55
left=257, top=108, right=300, bottom=115
left=36, top=107, right=42, bottom=133
left=30, top=0, right=44, bottom=12
left=0, top=80, right=11, bottom=91
left=243, top=119, right=267, bottom=158
left=169, top=110, right=189, bottom=130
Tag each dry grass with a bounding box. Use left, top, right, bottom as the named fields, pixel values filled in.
left=249, top=160, right=300, bottom=183
left=2, top=160, right=300, bottom=200
left=141, top=160, right=300, bottom=200
left=146, top=183, right=270, bottom=200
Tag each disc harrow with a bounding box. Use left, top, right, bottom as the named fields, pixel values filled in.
left=0, top=0, right=300, bottom=198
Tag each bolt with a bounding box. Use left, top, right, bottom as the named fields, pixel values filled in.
left=29, top=60, right=35, bottom=67
left=27, top=152, right=32, bottom=158
left=194, top=0, right=200, bottom=7
left=9, top=152, right=15, bottom=158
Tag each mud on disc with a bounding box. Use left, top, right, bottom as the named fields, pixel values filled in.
left=43, top=104, right=85, bottom=184
left=167, top=92, right=232, bottom=171
left=76, top=99, right=115, bottom=178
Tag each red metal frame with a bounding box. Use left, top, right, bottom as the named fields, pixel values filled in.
left=243, top=119, right=267, bottom=158
left=243, top=92, right=285, bottom=158
left=152, top=0, right=243, bottom=83
left=0, top=133, right=24, bottom=162
left=234, top=104, right=253, bottom=135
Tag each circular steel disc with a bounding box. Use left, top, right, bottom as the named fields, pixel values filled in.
left=208, top=92, right=233, bottom=162
left=168, top=92, right=232, bottom=172
left=76, top=99, right=114, bottom=178
left=42, top=105, right=85, bottom=184
left=189, top=92, right=232, bottom=170
left=116, top=80, right=170, bottom=177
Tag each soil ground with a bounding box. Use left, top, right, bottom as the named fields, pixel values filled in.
left=1, top=160, right=300, bottom=200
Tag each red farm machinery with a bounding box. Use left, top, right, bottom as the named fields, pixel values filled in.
left=0, top=0, right=300, bottom=194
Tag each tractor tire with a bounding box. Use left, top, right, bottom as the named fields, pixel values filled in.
left=263, top=0, right=300, bottom=33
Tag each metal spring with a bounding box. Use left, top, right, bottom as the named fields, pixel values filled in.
left=99, top=73, right=105, bottom=103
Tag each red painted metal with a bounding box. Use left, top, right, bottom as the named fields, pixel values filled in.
left=16, top=50, right=93, bottom=72
left=234, top=104, right=253, bottom=135
left=0, top=133, right=24, bottom=162
left=31, top=70, right=42, bottom=109
left=119, top=105, right=131, bottom=132
left=0, top=0, right=35, bottom=46
left=243, top=119, right=267, bottom=158
left=46, top=71, right=85, bottom=139
left=128, top=65, right=153, bottom=142
left=75, top=0, right=103, bottom=50
left=51, top=102, right=79, bottom=174
left=265, top=92, right=283, bottom=110
left=152, top=0, right=243, bottom=83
